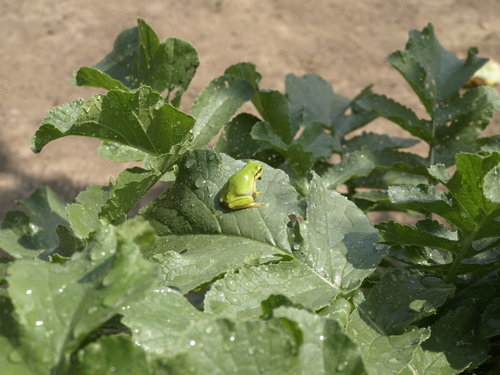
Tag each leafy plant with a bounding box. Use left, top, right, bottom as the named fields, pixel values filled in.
left=1, top=18, right=500, bottom=374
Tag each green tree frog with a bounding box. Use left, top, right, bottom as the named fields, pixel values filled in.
left=220, top=161, right=265, bottom=209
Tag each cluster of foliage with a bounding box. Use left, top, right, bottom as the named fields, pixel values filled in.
left=1, top=18, right=500, bottom=374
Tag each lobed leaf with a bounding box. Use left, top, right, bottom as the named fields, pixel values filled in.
left=73, top=18, right=199, bottom=107
left=388, top=24, right=488, bottom=116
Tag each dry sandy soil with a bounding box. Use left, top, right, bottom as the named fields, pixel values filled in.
left=1, top=0, right=500, bottom=222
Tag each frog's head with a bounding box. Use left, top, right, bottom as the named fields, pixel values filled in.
left=248, top=161, right=264, bottom=180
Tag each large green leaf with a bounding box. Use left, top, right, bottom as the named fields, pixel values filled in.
left=1, top=223, right=159, bottom=374
left=377, top=219, right=460, bottom=253
left=0, top=187, right=69, bottom=259
left=31, top=87, right=195, bottom=155
left=72, top=18, right=199, bottom=107
left=358, top=94, right=433, bottom=143
left=140, top=149, right=302, bottom=293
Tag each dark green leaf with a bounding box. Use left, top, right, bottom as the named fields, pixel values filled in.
left=285, top=73, right=347, bottom=129
left=226, top=64, right=298, bottom=138
left=225, top=62, right=262, bottom=90
left=377, top=219, right=460, bottom=253
left=321, top=149, right=428, bottom=190
left=481, top=297, right=500, bottom=338
left=433, top=86, right=500, bottom=166
left=214, top=113, right=264, bottom=159
left=191, top=75, right=255, bottom=147
left=285, top=74, right=377, bottom=138
left=361, top=268, right=455, bottom=334
left=0, top=294, right=31, bottom=374
left=0, top=187, right=69, bottom=259
left=72, top=67, right=129, bottom=91
left=252, top=120, right=336, bottom=179
left=39, top=224, right=85, bottom=260
left=403, top=306, right=490, bottom=374
left=31, top=87, right=195, bottom=155
left=254, top=90, right=294, bottom=144
left=358, top=94, right=433, bottom=143
left=73, top=18, right=199, bottom=107
left=343, top=132, right=419, bottom=153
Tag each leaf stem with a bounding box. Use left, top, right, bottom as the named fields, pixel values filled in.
left=444, top=224, right=480, bottom=283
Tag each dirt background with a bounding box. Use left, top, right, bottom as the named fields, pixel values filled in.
left=1, top=0, right=500, bottom=222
